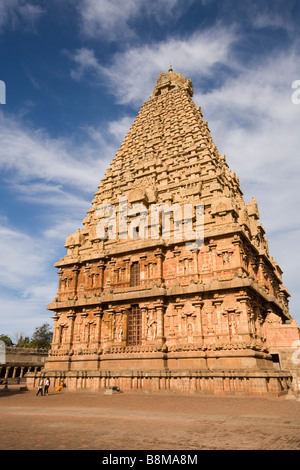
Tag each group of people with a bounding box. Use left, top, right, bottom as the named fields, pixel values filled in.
left=36, top=377, right=50, bottom=396
left=36, top=378, right=64, bottom=396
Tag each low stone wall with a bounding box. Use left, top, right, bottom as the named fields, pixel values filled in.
left=276, top=349, right=300, bottom=392
left=26, top=368, right=292, bottom=397
left=265, top=321, right=300, bottom=392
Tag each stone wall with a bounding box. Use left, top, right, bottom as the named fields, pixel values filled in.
left=0, top=347, right=48, bottom=380
left=26, top=368, right=292, bottom=397
left=265, top=321, right=300, bottom=392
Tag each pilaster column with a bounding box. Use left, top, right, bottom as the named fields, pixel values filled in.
left=192, top=299, right=204, bottom=342
left=58, top=269, right=63, bottom=292
left=52, top=316, right=60, bottom=348
left=237, top=301, right=250, bottom=339
left=123, top=308, right=129, bottom=345
left=226, top=308, right=237, bottom=341
left=166, top=309, right=177, bottom=337
left=66, top=310, right=76, bottom=351
left=94, top=307, right=103, bottom=349
left=141, top=307, right=148, bottom=342
left=84, top=264, right=91, bottom=289
left=232, top=235, right=243, bottom=276
left=97, top=261, right=105, bottom=292
left=174, top=302, right=184, bottom=339
left=212, top=299, right=223, bottom=337
left=119, top=308, right=126, bottom=346
left=72, top=265, right=80, bottom=296
left=154, top=301, right=166, bottom=344
left=123, top=258, right=130, bottom=287
left=192, top=249, right=200, bottom=282
left=106, top=307, right=116, bottom=345
left=154, top=249, right=164, bottom=286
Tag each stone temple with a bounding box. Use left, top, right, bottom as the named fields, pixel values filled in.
left=27, top=68, right=300, bottom=395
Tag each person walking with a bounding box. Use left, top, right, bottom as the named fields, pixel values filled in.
left=36, top=378, right=44, bottom=396
left=44, top=377, right=50, bottom=395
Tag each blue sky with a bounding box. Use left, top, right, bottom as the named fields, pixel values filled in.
left=0, top=0, right=300, bottom=339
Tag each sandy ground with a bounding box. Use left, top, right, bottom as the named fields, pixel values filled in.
left=0, top=386, right=299, bottom=451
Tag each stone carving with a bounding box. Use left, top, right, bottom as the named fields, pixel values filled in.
left=152, top=67, right=193, bottom=97
left=146, top=312, right=157, bottom=341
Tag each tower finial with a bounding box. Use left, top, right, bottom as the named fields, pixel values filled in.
left=168, top=65, right=173, bottom=72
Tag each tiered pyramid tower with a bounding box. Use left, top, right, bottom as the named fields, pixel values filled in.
left=37, top=68, right=299, bottom=395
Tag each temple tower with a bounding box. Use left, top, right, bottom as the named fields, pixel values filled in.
left=31, top=68, right=299, bottom=395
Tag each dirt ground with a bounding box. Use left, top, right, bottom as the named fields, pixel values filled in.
left=0, top=386, right=299, bottom=451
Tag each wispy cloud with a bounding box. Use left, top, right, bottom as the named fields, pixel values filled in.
left=0, top=292, right=57, bottom=337
left=0, top=110, right=136, bottom=335
left=0, top=218, right=59, bottom=334
left=67, top=27, right=238, bottom=106
left=0, top=224, right=47, bottom=289
left=232, top=0, right=296, bottom=35
left=0, top=0, right=45, bottom=33
left=64, top=48, right=102, bottom=81
left=0, top=111, right=113, bottom=193
left=77, top=0, right=196, bottom=40
left=196, top=49, right=300, bottom=222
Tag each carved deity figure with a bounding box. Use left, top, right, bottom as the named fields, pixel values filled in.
left=146, top=313, right=157, bottom=341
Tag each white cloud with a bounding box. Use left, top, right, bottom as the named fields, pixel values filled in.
left=0, top=290, right=57, bottom=338
left=77, top=0, right=196, bottom=40
left=0, top=220, right=59, bottom=336
left=0, top=111, right=113, bottom=193
left=107, top=116, right=134, bottom=142
left=0, top=110, right=136, bottom=337
left=78, top=0, right=138, bottom=40
left=68, top=27, right=237, bottom=106
left=0, top=208, right=84, bottom=337
left=0, top=0, right=45, bottom=33
left=65, top=48, right=102, bottom=81
left=0, top=225, right=47, bottom=289
left=234, top=0, right=296, bottom=35
left=11, top=182, right=90, bottom=211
